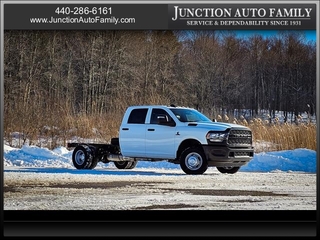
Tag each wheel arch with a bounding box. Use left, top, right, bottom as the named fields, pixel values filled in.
left=176, top=139, right=203, bottom=160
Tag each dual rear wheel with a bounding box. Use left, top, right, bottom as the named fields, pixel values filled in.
left=113, top=161, right=138, bottom=169
left=72, top=145, right=98, bottom=170
left=72, top=145, right=137, bottom=170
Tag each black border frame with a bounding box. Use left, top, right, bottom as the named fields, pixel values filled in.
left=4, top=210, right=317, bottom=237
left=2, top=0, right=319, bottom=237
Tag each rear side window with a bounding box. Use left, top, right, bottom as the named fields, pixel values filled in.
left=127, top=108, right=148, bottom=124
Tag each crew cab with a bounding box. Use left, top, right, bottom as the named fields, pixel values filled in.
left=68, top=105, right=254, bottom=175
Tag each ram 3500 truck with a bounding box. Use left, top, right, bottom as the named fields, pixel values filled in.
left=67, top=105, right=254, bottom=175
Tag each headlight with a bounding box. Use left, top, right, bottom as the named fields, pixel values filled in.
left=206, top=132, right=229, bottom=142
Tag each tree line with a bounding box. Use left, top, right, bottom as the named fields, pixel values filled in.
left=3, top=30, right=316, bottom=146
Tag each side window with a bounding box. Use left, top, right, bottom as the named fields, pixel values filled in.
left=150, top=109, right=173, bottom=124
left=127, top=108, right=148, bottom=124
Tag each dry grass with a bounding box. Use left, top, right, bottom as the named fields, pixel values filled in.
left=230, top=116, right=317, bottom=153
left=4, top=112, right=317, bottom=152
left=4, top=112, right=122, bottom=149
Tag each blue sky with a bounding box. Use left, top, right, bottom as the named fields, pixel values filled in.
left=233, top=30, right=316, bottom=42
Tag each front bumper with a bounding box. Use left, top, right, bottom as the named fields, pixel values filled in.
left=202, top=145, right=254, bottom=167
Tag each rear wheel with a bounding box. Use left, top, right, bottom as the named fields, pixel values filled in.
left=72, top=145, right=94, bottom=169
left=127, top=161, right=138, bottom=169
left=216, top=166, right=240, bottom=174
left=179, top=146, right=208, bottom=175
left=114, top=161, right=137, bottom=169
left=87, top=157, right=99, bottom=169
left=84, top=146, right=99, bottom=169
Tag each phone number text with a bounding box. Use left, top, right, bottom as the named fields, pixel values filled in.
left=55, top=7, right=112, bottom=15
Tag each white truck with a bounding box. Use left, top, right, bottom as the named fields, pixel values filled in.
left=68, top=105, right=254, bottom=175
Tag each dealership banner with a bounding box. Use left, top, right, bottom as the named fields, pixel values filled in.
left=168, top=4, right=316, bottom=30
left=3, top=3, right=317, bottom=30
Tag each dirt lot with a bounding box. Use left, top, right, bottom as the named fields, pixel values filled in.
left=3, top=167, right=316, bottom=210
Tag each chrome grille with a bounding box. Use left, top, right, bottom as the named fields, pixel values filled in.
left=228, top=129, right=252, bottom=146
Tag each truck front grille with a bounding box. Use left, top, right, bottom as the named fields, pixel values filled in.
left=228, top=129, right=252, bottom=146
left=229, top=151, right=254, bottom=158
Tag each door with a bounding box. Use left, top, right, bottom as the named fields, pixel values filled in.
left=145, top=108, right=177, bottom=159
left=119, top=108, right=148, bottom=158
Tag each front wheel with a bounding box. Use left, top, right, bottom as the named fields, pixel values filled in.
left=179, top=146, right=208, bottom=175
left=216, top=166, right=240, bottom=174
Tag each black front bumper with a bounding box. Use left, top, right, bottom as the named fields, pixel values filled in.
left=202, top=145, right=254, bottom=167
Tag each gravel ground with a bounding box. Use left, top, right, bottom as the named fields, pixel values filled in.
left=3, top=167, right=317, bottom=210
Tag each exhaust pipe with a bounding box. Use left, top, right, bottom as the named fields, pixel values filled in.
left=107, top=153, right=135, bottom=162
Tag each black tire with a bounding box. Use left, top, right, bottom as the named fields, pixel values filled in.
left=87, top=156, right=99, bottom=169
left=127, top=161, right=138, bottom=169
left=114, top=161, right=136, bottom=169
left=72, top=145, right=94, bottom=170
left=179, top=146, right=208, bottom=175
left=86, top=147, right=99, bottom=169
left=216, top=166, right=240, bottom=174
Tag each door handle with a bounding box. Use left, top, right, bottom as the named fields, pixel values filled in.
left=122, top=128, right=129, bottom=130
left=147, top=129, right=155, bottom=131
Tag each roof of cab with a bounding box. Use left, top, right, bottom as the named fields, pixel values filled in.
left=127, top=105, right=194, bottom=110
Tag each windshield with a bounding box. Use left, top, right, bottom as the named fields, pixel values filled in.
left=169, top=108, right=212, bottom=123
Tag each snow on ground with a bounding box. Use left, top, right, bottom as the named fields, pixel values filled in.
left=3, top=143, right=317, bottom=210
left=3, top=143, right=317, bottom=173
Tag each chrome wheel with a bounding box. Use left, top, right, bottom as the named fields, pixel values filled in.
left=75, top=150, right=85, bottom=166
left=179, top=146, right=208, bottom=175
left=185, top=152, right=203, bottom=171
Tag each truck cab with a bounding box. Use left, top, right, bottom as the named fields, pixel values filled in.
left=119, top=105, right=254, bottom=174
left=119, top=106, right=177, bottom=159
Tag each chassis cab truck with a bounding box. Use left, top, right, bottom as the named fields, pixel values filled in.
left=68, top=105, right=254, bottom=175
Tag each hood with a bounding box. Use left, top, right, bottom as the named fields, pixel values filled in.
left=184, top=121, right=250, bottom=131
